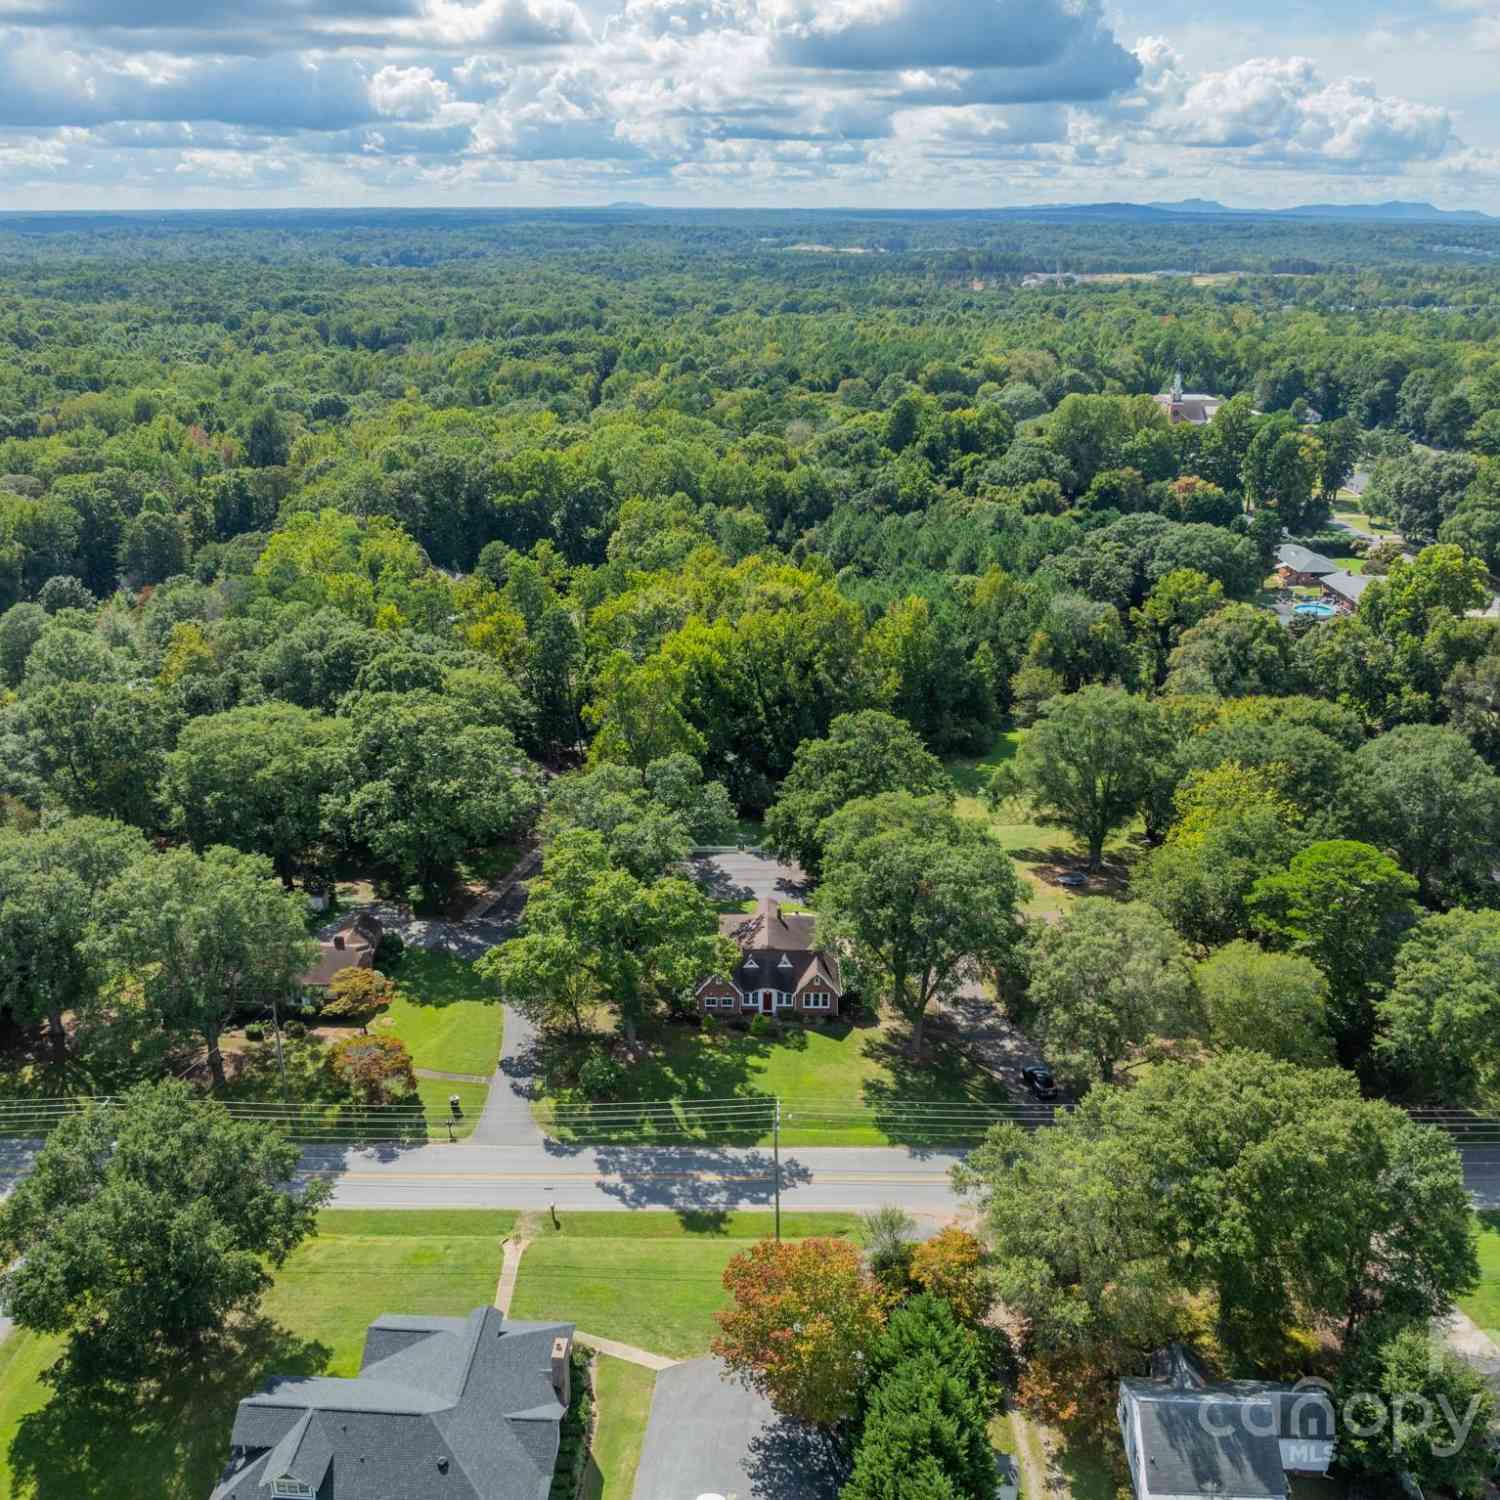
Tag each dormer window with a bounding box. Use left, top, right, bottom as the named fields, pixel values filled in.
left=273, top=1480, right=315, bottom=1499
left=744, top=956, right=758, bottom=971
left=778, top=954, right=792, bottom=969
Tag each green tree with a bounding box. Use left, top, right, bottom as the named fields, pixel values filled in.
left=1135, top=764, right=1304, bottom=948
left=0, top=817, right=148, bottom=1061
left=0, top=1081, right=328, bottom=1382
left=843, top=1352, right=996, bottom=1500
left=1195, top=941, right=1333, bottom=1065
left=542, top=755, right=736, bottom=880
left=1130, top=568, right=1224, bottom=685
left=1341, top=724, right=1500, bottom=908
left=160, top=703, right=351, bottom=884
left=479, top=828, right=734, bottom=1041
left=765, top=710, right=950, bottom=878
left=988, top=687, right=1172, bottom=868
left=1338, top=1323, right=1495, bottom=1495
left=1376, top=909, right=1500, bottom=1101
left=92, top=846, right=315, bottom=1088
left=1028, top=899, right=1197, bottom=1087
left=956, top=1052, right=1477, bottom=1366
left=817, top=793, right=1025, bottom=1056
left=1248, top=840, right=1419, bottom=1066
left=1163, top=603, right=1300, bottom=698
left=337, top=693, right=543, bottom=907
left=20, top=680, right=171, bottom=827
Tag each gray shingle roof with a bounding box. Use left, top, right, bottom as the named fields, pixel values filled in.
left=1274, top=545, right=1338, bottom=576
left=211, top=1307, right=574, bottom=1500
left=1321, top=570, right=1372, bottom=604
left=1124, top=1383, right=1289, bottom=1500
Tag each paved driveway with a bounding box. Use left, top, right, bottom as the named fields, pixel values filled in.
left=633, top=1357, right=845, bottom=1500
left=689, top=850, right=809, bottom=905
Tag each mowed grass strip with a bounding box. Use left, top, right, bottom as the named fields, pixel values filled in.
left=1459, top=1211, right=1500, bottom=1339
left=507, top=1211, right=862, bottom=1360
left=583, top=1355, right=657, bottom=1500
left=379, top=950, right=502, bottom=1077
left=0, top=1208, right=513, bottom=1499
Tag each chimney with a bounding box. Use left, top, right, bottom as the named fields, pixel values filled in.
left=551, top=1336, right=570, bottom=1406
left=333, top=934, right=345, bottom=951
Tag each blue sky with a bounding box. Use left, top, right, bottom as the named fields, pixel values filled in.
left=0, top=0, right=1496, bottom=210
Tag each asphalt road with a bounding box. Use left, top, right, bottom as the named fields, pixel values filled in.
left=279, top=1139, right=1500, bottom=1215
left=292, top=1140, right=970, bottom=1214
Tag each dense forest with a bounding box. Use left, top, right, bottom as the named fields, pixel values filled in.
left=5, top=207, right=1500, bottom=1103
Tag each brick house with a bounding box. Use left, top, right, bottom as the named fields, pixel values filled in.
left=695, top=897, right=843, bottom=1020
left=1272, top=544, right=1338, bottom=588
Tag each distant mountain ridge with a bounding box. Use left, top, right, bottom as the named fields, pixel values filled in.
left=1143, top=198, right=1495, bottom=223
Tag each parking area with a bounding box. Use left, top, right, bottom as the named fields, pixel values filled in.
left=688, top=848, right=809, bottom=905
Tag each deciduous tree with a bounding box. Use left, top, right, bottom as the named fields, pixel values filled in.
left=0, top=1081, right=328, bottom=1382
left=713, top=1236, right=890, bottom=1427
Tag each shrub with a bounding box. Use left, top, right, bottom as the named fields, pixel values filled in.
left=748, top=1013, right=772, bottom=1039
left=328, top=1034, right=417, bottom=1105
left=701, top=1013, right=718, bottom=1037
left=283, top=1020, right=307, bottom=1040
left=548, top=1347, right=595, bottom=1500
left=578, top=1048, right=625, bottom=1101
left=243, top=1023, right=266, bottom=1042
left=860, top=1204, right=917, bottom=1292
left=323, top=967, right=397, bottom=1031
left=375, top=931, right=406, bottom=968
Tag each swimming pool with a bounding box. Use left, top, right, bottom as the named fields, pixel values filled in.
left=1293, top=601, right=1336, bottom=619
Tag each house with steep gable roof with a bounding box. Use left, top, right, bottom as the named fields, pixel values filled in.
left=695, top=896, right=843, bottom=1020
left=1118, top=1346, right=1334, bottom=1500
left=210, top=1306, right=574, bottom=1500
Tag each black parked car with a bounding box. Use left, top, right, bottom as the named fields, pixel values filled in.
left=1022, top=1065, right=1060, bottom=1100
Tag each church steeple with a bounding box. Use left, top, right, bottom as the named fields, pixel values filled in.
left=1171, top=368, right=1184, bottom=402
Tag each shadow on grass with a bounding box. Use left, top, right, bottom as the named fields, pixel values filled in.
left=537, top=1026, right=789, bottom=1147
left=8, top=1317, right=331, bottom=1500
left=857, top=1027, right=1012, bottom=1147
left=946, top=726, right=1024, bottom=801
left=392, top=950, right=495, bottom=1012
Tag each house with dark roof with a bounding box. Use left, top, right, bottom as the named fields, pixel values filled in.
left=695, top=896, right=843, bottom=1021
left=1118, top=1346, right=1335, bottom=1500
left=299, top=912, right=383, bottom=995
left=1320, top=570, right=1372, bottom=614
left=1273, top=544, right=1339, bottom=587
left=210, top=1306, right=574, bottom=1500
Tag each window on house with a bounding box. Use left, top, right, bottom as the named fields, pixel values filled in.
left=775, top=992, right=793, bottom=1008
left=778, top=954, right=792, bottom=969
left=803, top=992, right=830, bottom=1009
left=703, top=995, right=719, bottom=1008
left=744, top=956, right=758, bottom=970
left=272, top=1481, right=315, bottom=1499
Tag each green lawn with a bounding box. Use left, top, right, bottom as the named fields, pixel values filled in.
left=1459, top=1212, right=1500, bottom=1339
left=1332, top=501, right=1400, bottom=540
left=0, top=1209, right=512, bottom=1499
left=583, top=1355, right=656, bottom=1500
left=947, top=727, right=1138, bottom=918
left=508, top=1211, right=861, bottom=1359
left=378, top=950, right=503, bottom=1077
left=535, top=1017, right=1010, bottom=1146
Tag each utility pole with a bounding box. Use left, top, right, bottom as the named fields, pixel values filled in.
left=270, top=991, right=289, bottom=1102
left=773, top=1096, right=782, bottom=1244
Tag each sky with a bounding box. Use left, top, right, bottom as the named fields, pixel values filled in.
left=1, top=0, right=1498, bottom=211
